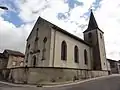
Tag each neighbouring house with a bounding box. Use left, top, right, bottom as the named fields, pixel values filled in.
left=0, top=49, right=25, bottom=68
left=107, top=59, right=120, bottom=74
left=118, top=60, right=120, bottom=73
left=0, top=53, right=8, bottom=69
left=106, top=59, right=111, bottom=74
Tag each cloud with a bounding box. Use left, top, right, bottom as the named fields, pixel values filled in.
left=0, top=16, right=34, bottom=53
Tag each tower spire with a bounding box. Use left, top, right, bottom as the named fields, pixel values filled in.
left=84, top=10, right=100, bottom=33
left=88, top=9, right=98, bottom=30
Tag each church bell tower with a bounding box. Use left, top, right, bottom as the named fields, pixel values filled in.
left=83, top=10, right=108, bottom=70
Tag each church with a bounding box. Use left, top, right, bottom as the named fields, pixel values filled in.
left=3, top=11, right=111, bottom=84
left=25, top=10, right=109, bottom=71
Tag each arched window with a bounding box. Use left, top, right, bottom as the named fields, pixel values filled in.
left=84, top=49, right=88, bottom=65
left=33, top=56, right=36, bottom=67
left=61, top=41, right=67, bottom=60
left=34, top=28, right=39, bottom=51
left=74, top=46, right=79, bottom=63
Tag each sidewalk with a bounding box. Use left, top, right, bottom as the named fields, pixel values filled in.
left=0, top=81, right=36, bottom=88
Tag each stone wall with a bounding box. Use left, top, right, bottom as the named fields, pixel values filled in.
left=7, top=67, right=109, bottom=85
left=8, top=68, right=27, bottom=83
left=0, top=68, right=10, bottom=81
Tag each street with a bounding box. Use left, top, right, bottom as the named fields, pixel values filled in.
left=43, top=74, right=120, bottom=90
left=0, top=75, right=120, bottom=90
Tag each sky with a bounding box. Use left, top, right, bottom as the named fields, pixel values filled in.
left=0, top=0, right=120, bottom=60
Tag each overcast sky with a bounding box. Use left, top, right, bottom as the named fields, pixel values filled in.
left=0, top=0, right=120, bottom=60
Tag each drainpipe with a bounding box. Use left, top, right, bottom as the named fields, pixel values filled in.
left=52, top=29, right=56, bottom=67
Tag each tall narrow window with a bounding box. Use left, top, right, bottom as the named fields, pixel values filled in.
left=35, top=28, right=39, bottom=41
left=34, top=28, right=39, bottom=51
left=26, top=53, right=29, bottom=63
left=28, top=44, right=30, bottom=50
left=33, top=56, right=36, bottom=67
left=61, top=41, right=67, bottom=60
left=42, top=37, right=47, bottom=60
left=74, top=46, right=79, bottom=63
left=88, top=32, right=92, bottom=43
left=84, top=49, right=88, bottom=65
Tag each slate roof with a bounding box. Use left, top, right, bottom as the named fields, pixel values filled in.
left=83, top=10, right=103, bottom=33
left=52, top=25, right=91, bottom=46
left=0, top=53, right=6, bottom=58
left=4, top=49, right=25, bottom=57
left=27, top=16, right=91, bottom=46
left=107, top=59, right=118, bottom=62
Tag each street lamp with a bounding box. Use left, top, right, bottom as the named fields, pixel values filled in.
left=0, top=6, right=8, bottom=10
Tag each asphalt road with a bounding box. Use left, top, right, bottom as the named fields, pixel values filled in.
left=0, top=75, right=120, bottom=90
left=42, top=75, right=120, bottom=90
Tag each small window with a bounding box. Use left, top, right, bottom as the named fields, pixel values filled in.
left=61, top=41, right=67, bottom=60
left=100, top=33, right=102, bottom=39
left=88, top=32, right=92, bottom=38
left=84, top=49, right=88, bottom=65
left=74, top=46, right=79, bottom=63
left=36, top=28, right=39, bottom=31
left=28, top=44, right=30, bottom=49
left=43, top=37, right=47, bottom=43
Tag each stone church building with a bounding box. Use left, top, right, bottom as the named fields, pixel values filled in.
left=25, top=11, right=109, bottom=72
left=0, top=11, right=110, bottom=84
